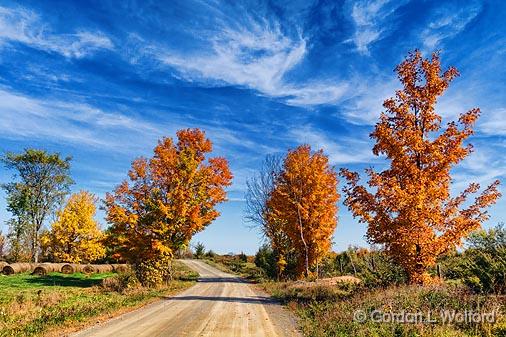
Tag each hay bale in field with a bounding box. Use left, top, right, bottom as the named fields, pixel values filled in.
left=2, top=263, right=34, bottom=275
left=32, top=263, right=64, bottom=276
left=93, top=264, right=114, bottom=273
left=0, top=261, right=8, bottom=270
left=111, top=264, right=129, bottom=273
left=62, top=263, right=118, bottom=274
left=61, top=263, right=80, bottom=274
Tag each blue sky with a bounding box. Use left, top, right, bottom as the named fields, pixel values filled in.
left=0, top=0, right=505, bottom=254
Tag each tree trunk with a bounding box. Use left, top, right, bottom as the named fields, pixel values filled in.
left=33, top=222, right=41, bottom=263
left=297, top=206, right=309, bottom=277
left=347, top=251, right=357, bottom=275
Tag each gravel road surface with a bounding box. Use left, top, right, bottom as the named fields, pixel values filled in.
left=72, top=259, right=300, bottom=337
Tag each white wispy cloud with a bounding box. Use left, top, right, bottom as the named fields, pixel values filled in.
left=155, top=16, right=348, bottom=106
left=478, top=108, right=506, bottom=136
left=0, top=88, right=161, bottom=151
left=347, top=0, right=406, bottom=55
left=421, top=2, right=481, bottom=51
left=452, top=145, right=505, bottom=194
left=0, top=6, right=113, bottom=58
left=341, top=77, right=399, bottom=125
left=289, top=126, right=375, bottom=165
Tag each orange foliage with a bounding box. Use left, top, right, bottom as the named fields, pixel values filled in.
left=268, top=145, right=339, bottom=278
left=341, top=51, right=501, bottom=284
left=105, top=128, right=232, bottom=267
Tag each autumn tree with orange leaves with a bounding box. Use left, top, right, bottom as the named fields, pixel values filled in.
left=267, top=145, right=339, bottom=278
left=341, top=51, right=501, bottom=284
left=105, top=129, right=232, bottom=286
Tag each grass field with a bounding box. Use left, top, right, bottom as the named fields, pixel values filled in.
left=264, top=281, right=506, bottom=337
left=0, top=262, right=197, bottom=337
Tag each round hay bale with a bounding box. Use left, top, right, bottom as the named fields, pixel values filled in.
left=93, top=264, right=114, bottom=273
left=111, top=264, right=129, bottom=273
left=82, top=264, right=95, bottom=274
left=61, top=263, right=78, bottom=274
left=2, top=263, right=33, bottom=275
left=32, top=263, right=63, bottom=276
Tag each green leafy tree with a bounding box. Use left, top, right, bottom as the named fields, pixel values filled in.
left=254, top=244, right=277, bottom=278
left=2, top=149, right=73, bottom=262
left=464, top=224, right=505, bottom=294
left=194, top=242, right=206, bottom=259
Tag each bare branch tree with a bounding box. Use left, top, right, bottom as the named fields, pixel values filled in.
left=244, top=154, right=281, bottom=238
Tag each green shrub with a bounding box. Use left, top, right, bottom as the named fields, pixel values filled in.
left=439, top=224, right=506, bottom=294
left=238, top=251, right=248, bottom=262
left=205, top=249, right=216, bottom=258
left=101, top=271, right=139, bottom=292
left=254, top=244, right=277, bottom=278
left=194, top=242, right=205, bottom=259
left=332, top=248, right=407, bottom=287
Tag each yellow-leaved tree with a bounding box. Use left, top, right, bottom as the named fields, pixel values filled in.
left=340, top=51, right=501, bottom=284
left=46, top=191, right=105, bottom=263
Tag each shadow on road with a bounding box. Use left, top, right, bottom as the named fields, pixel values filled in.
left=197, top=277, right=248, bottom=284
left=163, top=295, right=278, bottom=305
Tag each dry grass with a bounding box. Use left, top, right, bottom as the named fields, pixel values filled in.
left=264, top=281, right=506, bottom=337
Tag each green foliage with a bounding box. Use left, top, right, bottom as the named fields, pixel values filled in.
left=439, top=224, right=506, bottom=294
left=238, top=251, right=248, bottom=262
left=194, top=242, right=206, bottom=259
left=329, top=248, right=407, bottom=287
left=267, top=281, right=357, bottom=303
left=254, top=244, right=277, bottom=278
left=206, top=254, right=266, bottom=282
left=101, top=270, right=140, bottom=292
left=205, top=249, right=216, bottom=258
left=2, top=149, right=73, bottom=263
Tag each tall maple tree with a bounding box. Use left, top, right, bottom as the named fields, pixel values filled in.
left=105, top=128, right=232, bottom=286
left=341, top=51, right=501, bottom=284
left=267, top=145, right=339, bottom=278
left=44, top=191, right=105, bottom=263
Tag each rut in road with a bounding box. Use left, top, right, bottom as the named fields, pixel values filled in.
left=73, top=259, right=301, bottom=337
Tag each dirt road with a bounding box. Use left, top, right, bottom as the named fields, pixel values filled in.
left=73, top=260, right=300, bottom=337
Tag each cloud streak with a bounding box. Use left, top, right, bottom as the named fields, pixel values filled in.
left=421, top=2, right=482, bottom=51
left=156, top=14, right=348, bottom=106
left=0, top=88, right=161, bottom=151
left=347, top=0, right=407, bottom=55
left=289, top=126, right=375, bottom=165
left=0, top=6, right=113, bottom=58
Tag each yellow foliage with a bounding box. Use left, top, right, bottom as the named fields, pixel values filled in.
left=47, top=191, right=105, bottom=263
